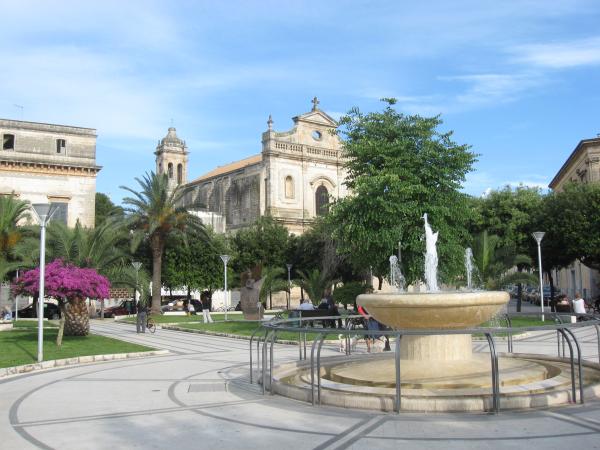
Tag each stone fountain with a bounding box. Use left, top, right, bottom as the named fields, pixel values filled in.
left=269, top=214, right=600, bottom=412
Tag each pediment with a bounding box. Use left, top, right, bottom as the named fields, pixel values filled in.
left=293, top=110, right=338, bottom=128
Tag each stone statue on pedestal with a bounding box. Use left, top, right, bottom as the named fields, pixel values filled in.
left=240, top=268, right=264, bottom=320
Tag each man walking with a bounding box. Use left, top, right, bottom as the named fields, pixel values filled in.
left=201, top=291, right=213, bottom=324
left=136, top=300, right=147, bottom=333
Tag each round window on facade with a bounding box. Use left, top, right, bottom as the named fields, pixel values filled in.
left=312, top=130, right=322, bottom=141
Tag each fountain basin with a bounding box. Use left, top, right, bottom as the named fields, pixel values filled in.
left=357, top=291, right=510, bottom=330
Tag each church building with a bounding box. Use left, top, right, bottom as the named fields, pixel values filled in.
left=155, top=98, right=348, bottom=234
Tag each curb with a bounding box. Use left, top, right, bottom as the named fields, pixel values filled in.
left=0, top=349, right=170, bottom=379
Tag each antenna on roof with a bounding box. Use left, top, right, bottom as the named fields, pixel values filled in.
left=13, top=104, right=24, bottom=120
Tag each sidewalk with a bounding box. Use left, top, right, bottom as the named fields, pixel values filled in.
left=0, top=319, right=598, bottom=449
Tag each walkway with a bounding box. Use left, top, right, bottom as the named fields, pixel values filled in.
left=0, top=319, right=599, bottom=449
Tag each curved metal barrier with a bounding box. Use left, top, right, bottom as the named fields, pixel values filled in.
left=248, top=312, right=600, bottom=414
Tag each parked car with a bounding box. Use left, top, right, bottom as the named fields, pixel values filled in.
left=17, top=302, right=61, bottom=320
left=101, top=300, right=136, bottom=318
left=161, top=299, right=186, bottom=313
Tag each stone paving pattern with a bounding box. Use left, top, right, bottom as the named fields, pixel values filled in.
left=1, top=301, right=599, bottom=449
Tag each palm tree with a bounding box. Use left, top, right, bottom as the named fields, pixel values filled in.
left=0, top=195, right=30, bottom=278
left=297, top=268, right=333, bottom=306
left=259, top=266, right=289, bottom=309
left=121, top=172, right=207, bottom=314
left=471, top=231, right=537, bottom=290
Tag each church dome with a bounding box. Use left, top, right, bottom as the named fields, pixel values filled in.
left=160, top=127, right=185, bottom=147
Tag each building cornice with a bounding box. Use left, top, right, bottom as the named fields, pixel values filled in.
left=549, top=137, right=600, bottom=189
left=0, top=118, right=96, bottom=137
left=0, top=159, right=102, bottom=177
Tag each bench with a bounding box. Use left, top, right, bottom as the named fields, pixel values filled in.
left=288, top=309, right=342, bottom=328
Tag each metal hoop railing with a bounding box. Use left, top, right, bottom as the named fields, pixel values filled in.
left=248, top=312, right=600, bottom=414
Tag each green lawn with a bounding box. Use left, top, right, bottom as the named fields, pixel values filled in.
left=13, top=320, right=59, bottom=329
left=0, top=321, right=155, bottom=369
left=172, top=321, right=338, bottom=342
left=119, top=313, right=279, bottom=324
left=171, top=315, right=553, bottom=342
left=481, top=316, right=554, bottom=328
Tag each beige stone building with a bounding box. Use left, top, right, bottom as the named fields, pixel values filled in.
left=0, top=119, right=100, bottom=227
left=548, top=135, right=600, bottom=300
left=155, top=98, right=348, bottom=234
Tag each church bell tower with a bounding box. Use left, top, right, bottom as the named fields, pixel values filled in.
left=155, top=127, right=188, bottom=191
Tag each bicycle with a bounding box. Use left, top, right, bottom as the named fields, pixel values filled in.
left=146, top=317, right=156, bottom=334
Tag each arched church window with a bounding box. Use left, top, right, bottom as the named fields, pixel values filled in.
left=177, top=164, right=183, bottom=184
left=168, top=163, right=173, bottom=179
left=285, top=176, right=294, bottom=199
left=315, top=185, right=329, bottom=216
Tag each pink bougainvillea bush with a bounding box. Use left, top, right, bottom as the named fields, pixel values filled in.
left=13, top=259, right=110, bottom=300
left=13, top=259, right=111, bottom=341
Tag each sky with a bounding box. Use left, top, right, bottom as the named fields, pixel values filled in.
left=1, top=0, right=599, bottom=204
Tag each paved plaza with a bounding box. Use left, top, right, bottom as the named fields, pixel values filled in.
left=1, top=314, right=599, bottom=449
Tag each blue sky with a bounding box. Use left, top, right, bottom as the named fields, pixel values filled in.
left=1, top=0, right=599, bottom=203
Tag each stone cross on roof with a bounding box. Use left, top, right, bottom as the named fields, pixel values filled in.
left=311, top=96, right=320, bottom=111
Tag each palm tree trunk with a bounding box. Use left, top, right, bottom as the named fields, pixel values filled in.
left=151, top=236, right=164, bottom=315
left=64, top=296, right=90, bottom=336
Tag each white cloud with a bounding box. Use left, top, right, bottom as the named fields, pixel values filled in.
left=510, top=37, right=600, bottom=69
left=442, top=73, right=543, bottom=108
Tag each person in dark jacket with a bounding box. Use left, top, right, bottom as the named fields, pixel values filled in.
left=136, top=301, right=148, bottom=333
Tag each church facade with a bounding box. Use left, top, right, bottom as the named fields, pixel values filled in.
left=155, top=99, right=348, bottom=234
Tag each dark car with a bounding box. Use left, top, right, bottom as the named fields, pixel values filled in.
left=102, top=300, right=136, bottom=318
left=17, top=302, right=61, bottom=320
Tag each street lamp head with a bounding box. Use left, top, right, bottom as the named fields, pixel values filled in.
left=286, top=264, right=292, bottom=271
left=220, top=255, right=230, bottom=264
left=532, top=231, right=545, bottom=244
left=31, top=203, right=58, bottom=225
left=132, top=261, right=142, bottom=271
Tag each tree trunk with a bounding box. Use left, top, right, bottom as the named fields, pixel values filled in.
left=56, top=301, right=67, bottom=347
left=517, top=282, right=523, bottom=313
left=377, top=276, right=383, bottom=291
left=151, top=236, right=164, bottom=315
left=64, top=297, right=90, bottom=336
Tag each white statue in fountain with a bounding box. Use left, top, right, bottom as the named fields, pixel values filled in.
left=389, top=255, right=405, bottom=292
left=423, top=213, right=439, bottom=292
left=465, top=247, right=474, bottom=290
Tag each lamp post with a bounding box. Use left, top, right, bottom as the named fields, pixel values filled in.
left=14, top=269, right=19, bottom=321
left=532, top=232, right=545, bottom=322
left=132, top=261, right=142, bottom=314
left=286, top=264, right=292, bottom=310
left=31, top=203, right=57, bottom=363
left=220, top=255, right=230, bottom=321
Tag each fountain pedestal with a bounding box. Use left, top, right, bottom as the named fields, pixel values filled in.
left=401, top=334, right=472, bottom=361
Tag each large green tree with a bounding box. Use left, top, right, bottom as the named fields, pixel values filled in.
left=539, top=182, right=600, bottom=271
left=162, top=227, right=229, bottom=296
left=230, top=216, right=289, bottom=276
left=121, top=172, right=207, bottom=314
left=470, top=186, right=543, bottom=310
left=328, top=99, right=477, bottom=288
